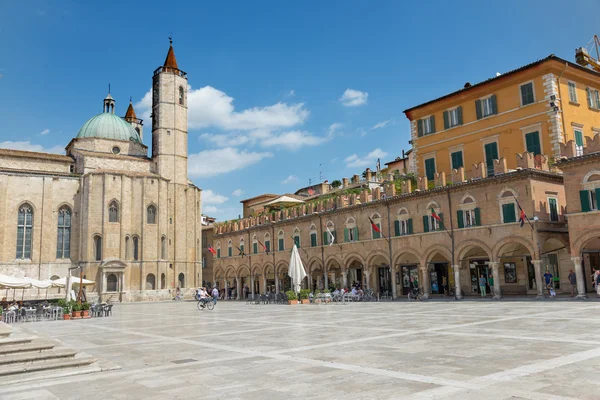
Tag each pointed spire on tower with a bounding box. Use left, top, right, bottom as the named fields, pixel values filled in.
left=124, top=98, right=137, bottom=122
left=163, top=36, right=179, bottom=71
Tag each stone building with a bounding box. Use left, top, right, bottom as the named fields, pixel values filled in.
left=0, top=42, right=203, bottom=302
left=201, top=216, right=216, bottom=287
left=211, top=152, right=578, bottom=299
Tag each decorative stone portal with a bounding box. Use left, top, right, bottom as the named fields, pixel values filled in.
left=100, top=260, right=127, bottom=303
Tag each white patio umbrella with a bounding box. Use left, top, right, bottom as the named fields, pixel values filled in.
left=288, top=244, right=307, bottom=293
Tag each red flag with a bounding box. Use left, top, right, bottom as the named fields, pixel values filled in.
left=519, top=209, right=526, bottom=228
left=258, top=239, right=269, bottom=254
left=431, top=208, right=441, bottom=221
left=307, top=188, right=315, bottom=195
left=208, top=245, right=217, bottom=255
left=368, top=217, right=381, bottom=233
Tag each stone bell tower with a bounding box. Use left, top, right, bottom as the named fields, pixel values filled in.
left=151, top=39, right=188, bottom=185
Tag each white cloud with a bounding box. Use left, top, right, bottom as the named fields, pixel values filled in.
left=188, top=147, right=273, bottom=178
left=202, top=189, right=229, bottom=205
left=0, top=141, right=64, bottom=154
left=39, top=129, right=50, bottom=136
left=232, top=189, right=244, bottom=197
left=328, top=123, right=343, bottom=136
left=204, top=205, right=219, bottom=214
left=344, top=148, right=388, bottom=168
left=371, top=118, right=394, bottom=130
left=339, top=88, right=368, bottom=107
left=136, top=86, right=309, bottom=131
left=281, top=175, right=297, bottom=184
left=200, top=129, right=330, bottom=151
left=287, top=90, right=295, bottom=97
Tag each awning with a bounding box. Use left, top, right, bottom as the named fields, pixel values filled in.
left=264, top=195, right=305, bottom=206
left=52, top=277, right=95, bottom=287
left=23, top=277, right=55, bottom=289
left=0, top=274, right=31, bottom=289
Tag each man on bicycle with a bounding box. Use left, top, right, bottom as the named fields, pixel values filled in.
left=198, top=287, right=211, bottom=308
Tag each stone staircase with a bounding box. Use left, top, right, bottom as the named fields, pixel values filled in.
left=0, top=322, right=118, bottom=385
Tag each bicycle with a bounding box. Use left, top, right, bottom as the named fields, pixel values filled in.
left=407, top=287, right=423, bottom=301
left=197, top=297, right=215, bottom=311
left=362, top=288, right=375, bottom=302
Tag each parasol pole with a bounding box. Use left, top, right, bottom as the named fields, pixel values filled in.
left=78, top=263, right=83, bottom=304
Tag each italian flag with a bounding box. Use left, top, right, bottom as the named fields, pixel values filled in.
left=431, top=208, right=441, bottom=221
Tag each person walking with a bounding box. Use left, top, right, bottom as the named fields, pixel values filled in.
left=211, top=286, right=219, bottom=303
left=568, top=269, right=577, bottom=297
left=479, top=274, right=487, bottom=297
left=596, top=270, right=600, bottom=297
left=488, top=273, right=494, bottom=297
left=543, top=269, right=553, bottom=295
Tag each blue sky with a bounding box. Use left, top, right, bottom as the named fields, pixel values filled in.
left=1, top=0, right=599, bottom=220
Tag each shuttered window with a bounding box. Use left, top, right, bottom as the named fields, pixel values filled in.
left=425, top=158, right=436, bottom=181
left=520, top=82, right=535, bottom=106
left=451, top=151, right=463, bottom=170
left=525, top=131, right=541, bottom=155
left=502, top=203, right=516, bottom=223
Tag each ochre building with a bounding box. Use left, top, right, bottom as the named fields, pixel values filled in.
left=0, top=43, right=203, bottom=302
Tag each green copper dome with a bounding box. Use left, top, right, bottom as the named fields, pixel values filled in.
left=76, top=112, right=142, bottom=143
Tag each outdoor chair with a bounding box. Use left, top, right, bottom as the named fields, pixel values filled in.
left=260, top=294, right=267, bottom=304
left=3, top=310, right=16, bottom=324
left=35, top=307, right=44, bottom=321
left=104, top=304, right=113, bottom=317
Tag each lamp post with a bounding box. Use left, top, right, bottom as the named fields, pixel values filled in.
left=313, top=212, right=326, bottom=291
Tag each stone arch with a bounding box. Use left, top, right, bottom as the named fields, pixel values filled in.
left=460, top=193, right=477, bottom=204
left=397, top=207, right=409, bottom=215
left=307, top=256, right=323, bottom=272
left=238, top=264, right=250, bottom=277
left=365, top=250, right=389, bottom=267
left=263, top=262, right=275, bottom=276
left=276, top=260, right=289, bottom=274
left=324, top=254, right=343, bottom=270
left=582, top=170, right=600, bottom=183
left=492, top=236, right=536, bottom=260
left=225, top=266, right=237, bottom=279
left=251, top=263, right=262, bottom=276
left=572, top=229, right=600, bottom=255
left=343, top=252, right=366, bottom=267
left=426, top=200, right=440, bottom=210
left=145, top=273, right=156, bottom=290
left=456, top=239, right=493, bottom=263
left=214, top=265, right=226, bottom=279
left=497, top=187, right=518, bottom=199
left=422, top=244, right=452, bottom=264
left=393, top=248, right=421, bottom=267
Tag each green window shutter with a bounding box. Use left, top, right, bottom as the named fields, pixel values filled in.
left=332, top=230, right=336, bottom=243
left=425, top=158, right=436, bottom=181
left=595, top=188, right=600, bottom=209
left=451, top=151, right=463, bottom=169
left=266, top=241, right=270, bottom=252
left=525, top=132, right=541, bottom=155
left=394, top=220, right=400, bottom=236
left=587, top=88, right=592, bottom=108
left=575, top=130, right=584, bottom=147
left=217, top=249, right=220, bottom=258
left=457, top=210, right=464, bottom=228
left=253, top=243, right=258, bottom=254
left=503, top=203, right=516, bottom=223
left=354, top=226, right=359, bottom=241
left=323, top=231, right=328, bottom=246
left=521, top=83, right=534, bottom=105
left=407, top=218, right=413, bottom=234
left=344, top=228, right=349, bottom=242
left=429, top=115, right=436, bottom=134
left=294, top=236, right=300, bottom=248
left=474, top=207, right=481, bottom=226
left=443, top=111, right=449, bottom=130
left=485, top=142, right=498, bottom=177
left=475, top=99, right=482, bottom=120
left=240, top=245, right=244, bottom=254
left=580, top=190, right=591, bottom=212
left=417, top=120, right=423, bottom=137
left=228, top=247, right=232, bottom=257
left=438, top=213, right=444, bottom=230
left=491, top=94, right=498, bottom=114
left=311, top=233, right=317, bottom=247
left=279, top=238, right=284, bottom=251
left=457, top=106, right=463, bottom=125
left=423, top=215, right=429, bottom=233
left=549, top=198, right=558, bottom=221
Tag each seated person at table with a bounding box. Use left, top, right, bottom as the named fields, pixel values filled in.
left=357, top=288, right=364, bottom=296
left=351, top=287, right=357, bottom=296
left=1, top=297, right=7, bottom=310
left=332, top=288, right=340, bottom=295
left=8, top=301, right=18, bottom=312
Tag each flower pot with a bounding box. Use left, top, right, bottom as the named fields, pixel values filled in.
left=72, top=311, right=81, bottom=318
left=63, top=314, right=71, bottom=320
left=287, top=300, right=298, bottom=305
left=82, top=310, right=89, bottom=318
left=301, top=299, right=310, bottom=304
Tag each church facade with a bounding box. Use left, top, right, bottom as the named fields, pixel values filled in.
left=0, top=43, right=202, bottom=303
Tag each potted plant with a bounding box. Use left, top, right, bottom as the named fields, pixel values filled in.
left=58, top=299, right=71, bottom=320
left=299, top=289, right=311, bottom=304
left=285, top=290, right=298, bottom=305
left=81, top=302, right=90, bottom=318
left=71, top=301, right=82, bottom=318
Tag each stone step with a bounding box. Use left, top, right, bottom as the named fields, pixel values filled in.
left=0, top=337, right=34, bottom=348
left=0, top=341, right=55, bottom=355
left=0, top=354, right=97, bottom=377
left=0, top=322, right=11, bottom=338
left=0, top=347, right=77, bottom=366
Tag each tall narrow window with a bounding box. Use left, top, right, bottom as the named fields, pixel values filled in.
left=94, top=235, right=102, bottom=261
left=520, top=82, right=535, bottom=106
left=178, top=86, right=184, bottom=105
left=147, top=205, right=156, bottom=224
left=425, top=158, right=436, bottom=181
left=125, top=236, right=130, bottom=259
left=293, top=228, right=301, bottom=248
left=108, top=201, right=119, bottom=223
left=16, top=204, right=33, bottom=259
left=451, top=151, right=463, bottom=170
left=56, top=206, right=71, bottom=259
left=484, top=142, right=499, bottom=177
left=575, top=129, right=584, bottom=156
left=568, top=82, right=577, bottom=103
left=525, top=131, right=541, bottom=155
left=133, top=236, right=139, bottom=261
left=549, top=198, right=559, bottom=222
left=278, top=230, right=285, bottom=251
left=264, top=233, right=271, bottom=253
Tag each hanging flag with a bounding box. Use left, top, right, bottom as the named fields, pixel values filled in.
left=307, top=188, right=315, bottom=196
left=258, top=239, right=269, bottom=254
left=325, top=224, right=335, bottom=246
left=208, top=245, right=217, bottom=255
left=368, top=217, right=381, bottom=233
left=235, top=245, right=245, bottom=257
left=518, top=207, right=526, bottom=228
left=431, top=207, right=441, bottom=221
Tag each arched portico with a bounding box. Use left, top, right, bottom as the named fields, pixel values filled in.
left=493, top=237, right=538, bottom=297
left=423, top=246, right=452, bottom=299
left=456, top=241, right=493, bottom=299
left=395, top=250, right=420, bottom=297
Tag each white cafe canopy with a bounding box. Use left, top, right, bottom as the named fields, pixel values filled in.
left=23, top=277, right=55, bottom=289
left=264, top=196, right=305, bottom=206
left=0, top=274, right=31, bottom=289
left=52, top=277, right=95, bottom=288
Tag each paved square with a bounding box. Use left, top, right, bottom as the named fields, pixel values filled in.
left=1, top=301, right=599, bottom=399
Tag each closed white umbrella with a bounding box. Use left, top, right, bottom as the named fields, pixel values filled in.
left=288, top=244, right=307, bottom=293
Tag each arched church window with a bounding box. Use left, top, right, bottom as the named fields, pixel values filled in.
left=161, top=236, right=167, bottom=259
left=133, top=236, right=139, bottom=261
left=107, top=273, right=117, bottom=292
left=147, top=205, right=157, bottom=224
left=178, top=86, right=184, bottom=105
left=108, top=201, right=119, bottom=223
left=94, top=235, right=102, bottom=261
left=16, top=203, right=33, bottom=259
left=56, top=206, right=71, bottom=259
